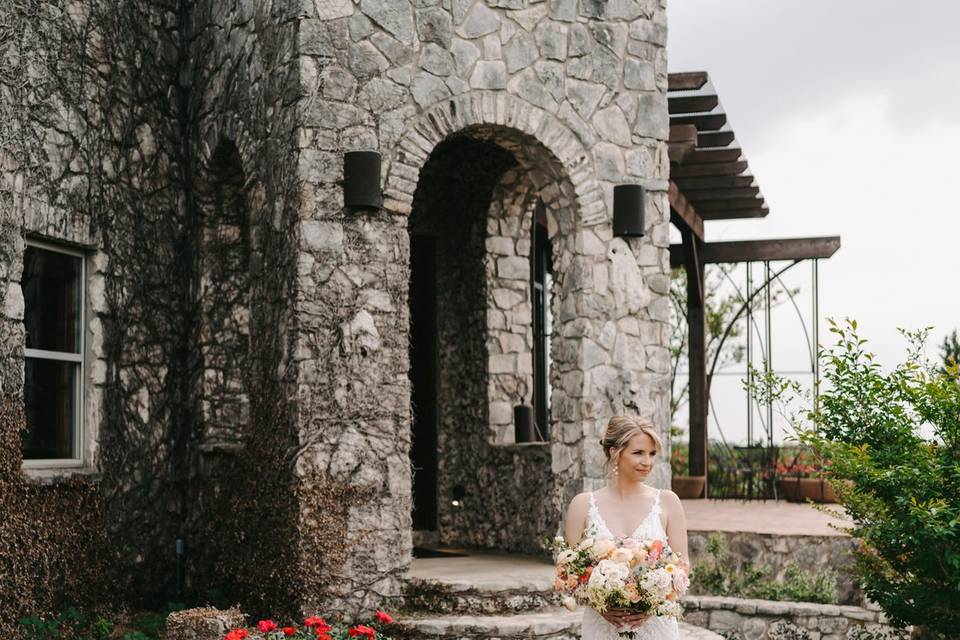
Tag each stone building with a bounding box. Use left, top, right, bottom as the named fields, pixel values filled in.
left=0, top=0, right=672, bottom=618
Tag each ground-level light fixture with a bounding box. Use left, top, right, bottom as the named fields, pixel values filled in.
left=343, top=150, right=382, bottom=210
left=612, top=184, right=645, bottom=237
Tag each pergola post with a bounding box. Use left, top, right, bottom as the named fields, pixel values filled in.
left=683, top=229, right=708, bottom=491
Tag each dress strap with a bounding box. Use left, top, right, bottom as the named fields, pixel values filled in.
left=650, top=489, right=662, bottom=518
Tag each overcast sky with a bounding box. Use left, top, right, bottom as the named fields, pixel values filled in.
left=667, top=1, right=960, bottom=443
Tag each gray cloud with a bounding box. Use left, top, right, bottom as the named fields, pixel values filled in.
left=668, top=0, right=960, bottom=146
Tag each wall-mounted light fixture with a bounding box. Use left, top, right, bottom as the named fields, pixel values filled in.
left=343, top=150, right=382, bottom=210
left=612, top=184, right=645, bottom=237
left=514, top=404, right=536, bottom=443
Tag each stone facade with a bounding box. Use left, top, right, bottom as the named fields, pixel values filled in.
left=681, top=595, right=906, bottom=640
left=1, top=0, right=673, bottom=618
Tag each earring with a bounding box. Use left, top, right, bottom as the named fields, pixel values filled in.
left=613, top=464, right=619, bottom=476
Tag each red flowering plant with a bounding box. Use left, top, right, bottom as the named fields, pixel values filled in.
left=223, top=612, right=398, bottom=640
left=775, top=449, right=830, bottom=479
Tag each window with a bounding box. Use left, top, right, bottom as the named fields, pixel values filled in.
left=21, top=241, right=85, bottom=463
left=532, top=200, right=552, bottom=441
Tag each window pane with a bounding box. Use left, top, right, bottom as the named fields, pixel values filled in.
left=22, top=358, right=77, bottom=460
left=23, top=246, right=81, bottom=353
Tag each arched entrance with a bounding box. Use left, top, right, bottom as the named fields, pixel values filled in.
left=402, top=122, right=582, bottom=552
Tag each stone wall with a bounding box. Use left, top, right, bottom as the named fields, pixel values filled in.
left=299, top=0, right=673, bottom=607
left=2, top=0, right=677, bottom=619
left=688, top=531, right=862, bottom=606
left=0, top=0, right=305, bottom=618
left=681, top=595, right=905, bottom=640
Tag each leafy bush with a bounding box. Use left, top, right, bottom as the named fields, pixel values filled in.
left=18, top=602, right=183, bottom=639
left=752, top=320, right=960, bottom=634
left=691, top=533, right=838, bottom=604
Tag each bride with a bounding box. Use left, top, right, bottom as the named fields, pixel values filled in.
left=563, top=415, right=690, bottom=640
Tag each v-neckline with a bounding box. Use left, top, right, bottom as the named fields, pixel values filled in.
left=591, top=490, right=660, bottom=539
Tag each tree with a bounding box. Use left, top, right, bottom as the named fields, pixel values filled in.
left=669, top=264, right=796, bottom=429
left=753, top=319, right=960, bottom=636
left=938, top=329, right=960, bottom=375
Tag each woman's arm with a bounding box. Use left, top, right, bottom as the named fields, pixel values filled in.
left=662, top=490, right=691, bottom=571
left=563, top=492, right=591, bottom=545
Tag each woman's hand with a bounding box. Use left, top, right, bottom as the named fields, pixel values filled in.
left=601, top=608, right=647, bottom=629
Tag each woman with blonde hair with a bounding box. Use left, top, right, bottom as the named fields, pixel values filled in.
left=564, top=415, right=689, bottom=640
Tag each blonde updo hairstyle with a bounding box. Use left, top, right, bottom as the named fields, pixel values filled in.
left=600, top=415, right=663, bottom=473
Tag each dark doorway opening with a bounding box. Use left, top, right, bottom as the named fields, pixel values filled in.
left=410, top=234, right=438, bottom=531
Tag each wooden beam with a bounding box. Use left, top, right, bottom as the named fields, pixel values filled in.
left=675, top=175, right=755, bottom=190
left=670, top=113, right=727, bottom=131
left=685, top=186, right=760, bottom=200
left=671, top=160, right=748, bottom=178
left=695, top=197, right=766, bottom=212
left=682, top=148, right=743, bottom=164
left=670, top=236, right=842, bottom=268
left=668, top=180, right=704, bottom=241
left=668, top=95, right=719, bottom=114
left=668, top=124, right=698, bottom=163
left=668, top=71, right=708, bottom=91
left=700, top=207, right=769, bottom=220
left=697, top=131, right=735, bottom=148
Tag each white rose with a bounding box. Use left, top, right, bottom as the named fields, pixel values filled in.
left=577, top=536, right=595, bottom=551
left=595, top=559, right=629, bottom=585
left=557, top=550, right=577, bottom=565
left=590, top=538, right=617, bottom=559
left=610, top=548, right=634, bottom=565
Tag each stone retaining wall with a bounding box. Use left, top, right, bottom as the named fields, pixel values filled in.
left=687, top=530, right=862, bottom=606
left=681, top=595, right=905, bottom=640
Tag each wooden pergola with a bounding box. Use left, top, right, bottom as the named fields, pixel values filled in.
left=667, top=72, right=841, bottom=494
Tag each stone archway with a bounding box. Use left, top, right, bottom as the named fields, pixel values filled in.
left=394, top=93, right=610, bottom=553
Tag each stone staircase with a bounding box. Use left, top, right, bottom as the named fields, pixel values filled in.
left=397, top=549, right=722, bottom=640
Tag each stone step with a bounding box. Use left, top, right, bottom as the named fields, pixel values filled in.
left=404, top=576, right=556, bottom=615
left=404, top=552, right=557, bottom=614
left=397, top=609, right=724, bottom=640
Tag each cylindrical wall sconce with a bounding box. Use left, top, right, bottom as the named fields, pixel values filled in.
left=343, top=150, right=382, bottom=210
left=514, top=404, right=536, bottom=443
left=612, top=184, right=645, bottom=237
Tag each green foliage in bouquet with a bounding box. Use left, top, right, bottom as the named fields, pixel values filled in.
left=750, top=319, right=960, bottom=635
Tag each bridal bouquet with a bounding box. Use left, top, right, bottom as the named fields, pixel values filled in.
left=550, top=535, right=689, bottom=622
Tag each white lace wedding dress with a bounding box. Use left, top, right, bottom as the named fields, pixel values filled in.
left=580, top=490, right=680, bottom=640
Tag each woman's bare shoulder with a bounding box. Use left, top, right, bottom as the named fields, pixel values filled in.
left=568, top=491, right=593, bottom=509
left=659, top=489, right=684, bottom=510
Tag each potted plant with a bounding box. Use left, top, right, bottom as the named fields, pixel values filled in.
left=670, top=443, right=706, bottom=499
left=775, top=455, right=838, bottom=503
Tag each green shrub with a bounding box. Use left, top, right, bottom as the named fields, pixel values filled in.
left=691, top=533, right=838, bottom=604
left=752, top=320, right=960, bottom=635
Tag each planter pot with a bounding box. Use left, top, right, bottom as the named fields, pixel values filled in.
left=777, top=477, right=838, bottom=503
left=672, top=475, right=706, bottom=499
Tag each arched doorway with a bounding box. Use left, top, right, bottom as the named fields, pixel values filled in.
left=405, top=126, right=577, bottom=552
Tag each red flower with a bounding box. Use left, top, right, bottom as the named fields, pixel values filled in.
left=305, top=616, right=325, bottom=628
left=316, top=633, right=332, bottom=640
left=283, top=627, right=297, bottom=636
left=225, top=630, right=249, bottom=640
left=349, top=624, right=376, bottom=638
left=375, top=611, right=394, bottom=624
left=258, top=620, right=278, bottom=633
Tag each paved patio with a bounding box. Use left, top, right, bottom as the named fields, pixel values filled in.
left=682, top=499, right=850, bottom=536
